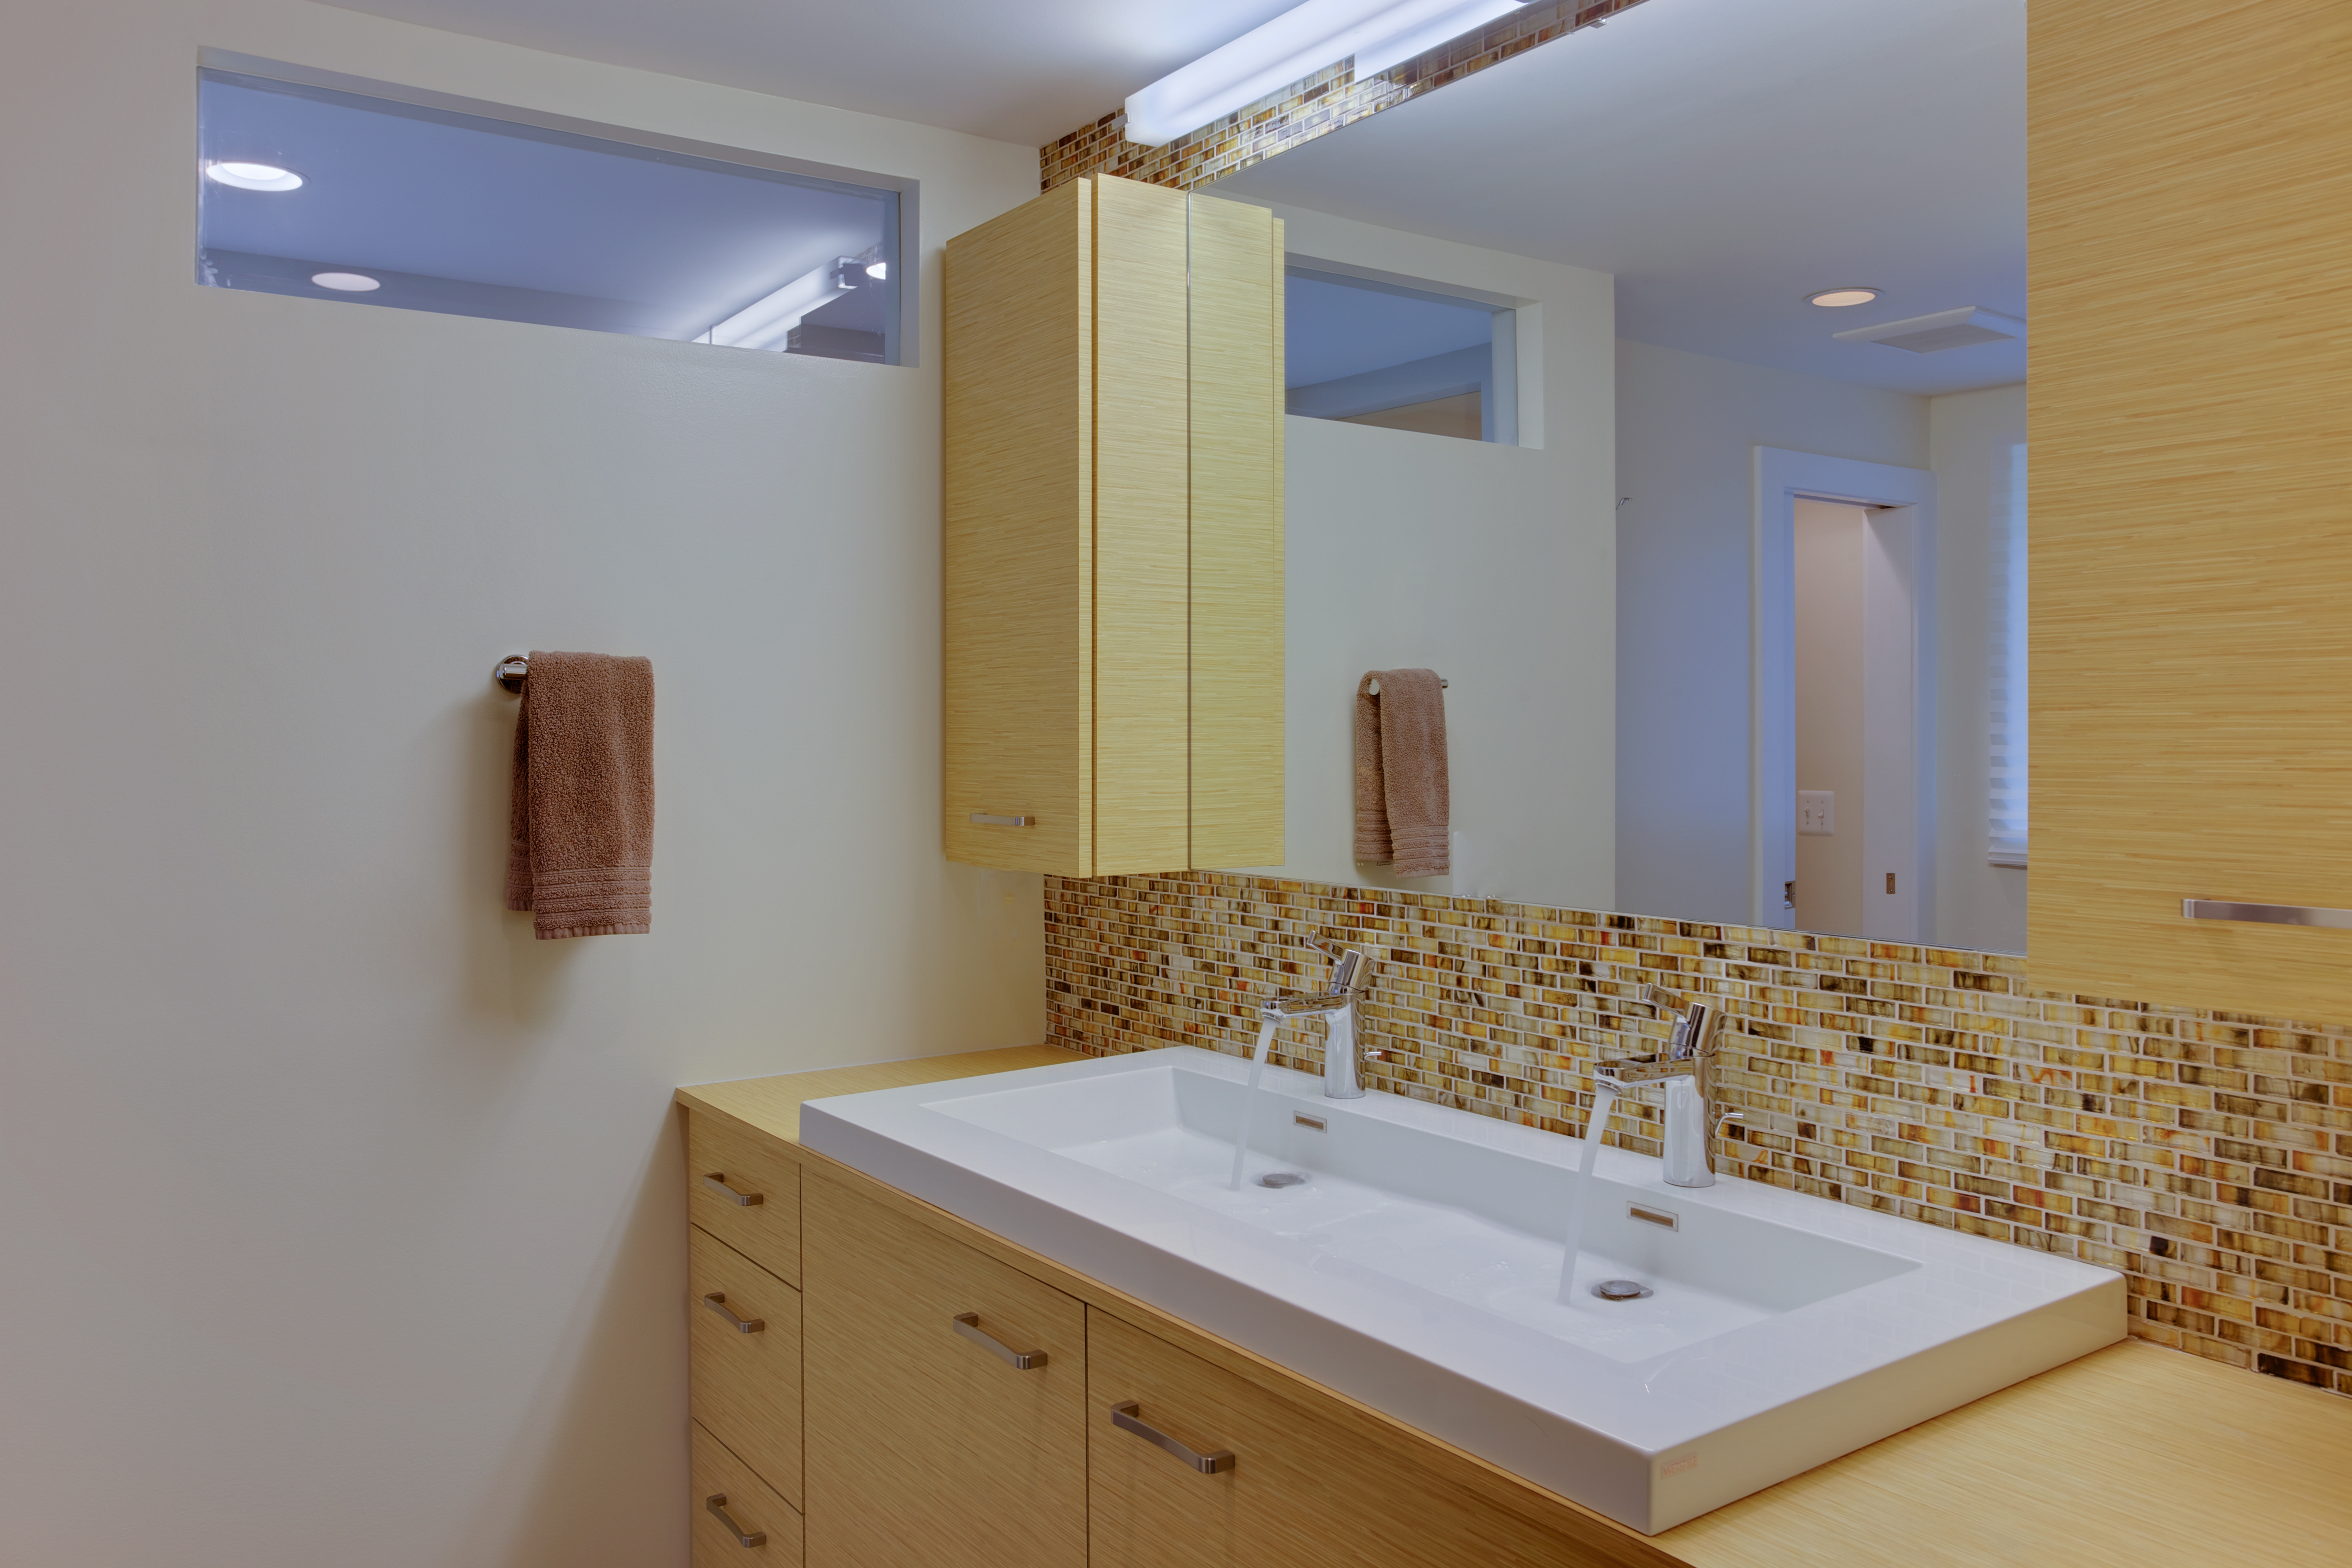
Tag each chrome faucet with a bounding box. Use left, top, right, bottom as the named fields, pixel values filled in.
left=1259, top=939, right=1375, bottom=1099
left=1596, top=984, right=1739, bottom=1188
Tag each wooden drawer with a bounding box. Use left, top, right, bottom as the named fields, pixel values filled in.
left=689, top=1225, right=803, bottom=1508
left=1087, top=1308, right=1610, bottom=1568
left=802, top=1175, right=1087, bottom=1568
left=689, top=1111, right=801, bottom=1287
left=693, top=1419, right=802, bottom=1568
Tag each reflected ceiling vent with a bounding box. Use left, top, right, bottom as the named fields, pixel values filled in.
left=1833, top=306, right=2027, bottom=353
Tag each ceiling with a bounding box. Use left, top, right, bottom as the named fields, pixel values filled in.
left=1212, top=0, right=2025, bottom=396
left=324, top=0, right=1307, bottom=146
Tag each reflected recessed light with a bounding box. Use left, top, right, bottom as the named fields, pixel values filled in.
left=205, top=161, right=304, bottom=192
left=865, top=261, right=887, bottom=280
left=1807, top=287, right=1880, bottom=308
left=311, top=272, right=380, bottom=292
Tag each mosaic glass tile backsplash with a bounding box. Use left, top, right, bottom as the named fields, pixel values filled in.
left=1045, top=871, right=2352, bottom=1396
left=1041, top=0, right=1650, bottom=194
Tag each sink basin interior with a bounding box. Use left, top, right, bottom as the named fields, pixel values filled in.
left=934, top=1059, right=1917, bottom=1362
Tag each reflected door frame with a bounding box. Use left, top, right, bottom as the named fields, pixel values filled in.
left=1753, top=448, right=1937, bottom=938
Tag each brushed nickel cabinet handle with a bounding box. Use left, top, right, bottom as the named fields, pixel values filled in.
left=705, top=1494, right=766, bottom=1547
left=952, top=1311, right=1046, bottom=1369
left=968, top=813, right=1034, bottom=827
left=2182, top=898, right=2352, bottom=929
left=702, top=1292, right=764, bottom=1334
left=1111, top=1400, right=1235, bottom=1474
left=701, top=1173, right=763, bottom=1206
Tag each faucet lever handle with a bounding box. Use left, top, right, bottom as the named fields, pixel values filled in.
left=1307, top=937, right=1367, bottom=992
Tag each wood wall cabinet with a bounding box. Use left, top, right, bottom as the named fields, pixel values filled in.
left=2030, top=0, right=2352, bottom=1017
left=941, top=174, right=1284, bottom=876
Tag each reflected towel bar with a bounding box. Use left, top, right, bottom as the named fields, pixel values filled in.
left=2182, top=898, right=2352, bottom=930
left=1365, top=677, right=1448, bottom=695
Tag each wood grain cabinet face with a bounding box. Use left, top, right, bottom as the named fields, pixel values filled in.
left=689, top=1112, right=802, bottom=1288
left=693, top=1420, right=804, bottom=1568
left=689, top=1225, right=804, bottom=1509
left=802, top=1176, right=1088, bottom=1568
left=2030, top=0, right=2352, bottom=1018
left=943, top=174, right=1284, bottom=876
left=1087, top=1310, right=1608, bottom=1568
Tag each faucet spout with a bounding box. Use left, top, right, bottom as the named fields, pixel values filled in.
left=1259, top=939, right=1375, bottom=1099
left=1603, top=990, right=1730, bottom=1187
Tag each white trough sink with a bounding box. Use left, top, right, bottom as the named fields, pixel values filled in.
left=802, top=1046, right=2123, bottom=1533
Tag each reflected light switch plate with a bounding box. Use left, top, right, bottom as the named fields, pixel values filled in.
left=1798, top=791, right=1835, bottom=836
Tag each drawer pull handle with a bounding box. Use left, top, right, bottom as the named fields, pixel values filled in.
left=701, top=1173, right=764, bottom=1207
left=1111, top=1400, right=1235, bottom=1474
left=952, top=1311, right=1046, bottom=1369
left=968, top=813, right=1034, bottom=827
left=704, top=1494, right=766, bottom=1547
left=2182, top=897, right=2352, bottom=929
left=702, top=1292, right=764, bottom=1334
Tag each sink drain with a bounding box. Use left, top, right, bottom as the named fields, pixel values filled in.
left=1257, top=1171, right=1308, bottom=1189
left=1591, top=1279, right=1653, bottom=1301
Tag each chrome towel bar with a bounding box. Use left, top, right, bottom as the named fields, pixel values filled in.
left=493, top=654, right=530, bottom=694
left=2182, top=898, right=2352, bottom=930
left=1364, top=676, right=1447, bottom=695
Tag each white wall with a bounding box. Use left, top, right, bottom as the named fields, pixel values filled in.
left=1928, top=382, right=2029, bottom=952
left=1230, top=206, right=1618, bottom=908
left=1615, top=339, right=1928, bottom=925
left=0, top=6, right=1040, bottom=1566
left=1793, top=500, right=1869, bottom=935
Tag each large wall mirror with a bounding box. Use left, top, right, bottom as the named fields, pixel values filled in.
left=1202, top=0, right=2026, bottom=954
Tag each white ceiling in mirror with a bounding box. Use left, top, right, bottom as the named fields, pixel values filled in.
left=320, top=0, right=1310, bottom=143
left=1210, top=0, right=2025, bottom=397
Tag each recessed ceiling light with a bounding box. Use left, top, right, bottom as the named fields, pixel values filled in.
left=1807, top=287, right=1880, bottom=308
left=865, top=261, right=887, bottom=280
left=205, top=161, right=304, bottom=192
left=311, top=272, right=380, bottom=292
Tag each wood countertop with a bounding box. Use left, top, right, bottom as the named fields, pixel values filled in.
left=678, top=1048, right=2352, bottom=1568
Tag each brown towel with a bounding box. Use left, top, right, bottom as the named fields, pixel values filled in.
left=505, top=651, right=655, bottom=939
left=1354, top=669, right=1449, bottom=878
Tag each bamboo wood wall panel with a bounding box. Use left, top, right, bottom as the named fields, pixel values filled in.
left=1091, top=178, right=1193, bottom=873
left=2029, top=0, right=2352, bottom=1017
left=1184, top=196, right=1286, bottom=870
left=943, top=180, right=1093, bottom=874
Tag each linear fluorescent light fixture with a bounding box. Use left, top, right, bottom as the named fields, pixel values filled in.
left=1125, top=0, right=1532, bottom=147
left=1833, top=306, right=2028, bottom=354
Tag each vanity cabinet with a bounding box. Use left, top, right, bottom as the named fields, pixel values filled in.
left=689, top=1225, right=803, bottom=1509
left=2031, top=0, right=2352, bottom=1018
left=941, top=173, right=1284, bottom=877
left=801, top=1176, right=1088, bottom=1568
left=1088, top=1310, right=1601, bottom=1568
left=693, top=1419, right=804, bottom=1567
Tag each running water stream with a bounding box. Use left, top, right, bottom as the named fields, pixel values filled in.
left=1555, top=1083, right=1620, bottom=1303
left=1227, top=1016, right=1283, bottom=1190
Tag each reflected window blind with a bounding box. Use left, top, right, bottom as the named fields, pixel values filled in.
left=1988, top=440, right=2028, bottom=867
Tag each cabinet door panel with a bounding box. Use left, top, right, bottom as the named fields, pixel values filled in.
left=689, top=1225, right=804, bottom=1507
left=942, top=177, right=1093, bottom=874
left=693, top=1419, right=804, bottom=1568
left=689, top=1112, right=802, bottom=1288
left=1088, top=1310, right=1614, bottom=1568
left=2031, top=0, right=2352, bottom=1016
left=1186, top=195, right=1285, bottom=870
left=1091, top=174, right=1193, bottom=874
left=803, top=1176, right=1087, bottom=1568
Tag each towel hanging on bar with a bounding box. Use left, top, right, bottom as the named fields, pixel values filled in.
left=1354, top=669, right=1449, bottom=878
left=504, top=650, right=655, bottom=939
